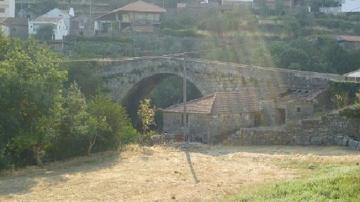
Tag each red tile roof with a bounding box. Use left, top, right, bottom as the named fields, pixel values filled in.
left=161, top=89, right=265, bottom=114
left=96, top=1, right=166, bottom=20
left=116, top=1, right=166, bottom=13
left=160, top=95, right=215, bottom=114
left=336, top=35, right=360, bottom=42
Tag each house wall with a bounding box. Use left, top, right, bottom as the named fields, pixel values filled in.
left=163, top=112, right=212, bottom=142
left=162, top=112, right=257, bottom=143
left=29, top=20, right=68, bottom=40
left=283, top=101, right=314, bottom=122
left=0, top=0, right=15, bottom=18
left=8, top=24, right=28, bottom=39
left=122, top=12, right=161, bottom=25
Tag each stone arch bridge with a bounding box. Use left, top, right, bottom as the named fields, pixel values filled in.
left=67, top=56, right=344, bottom=106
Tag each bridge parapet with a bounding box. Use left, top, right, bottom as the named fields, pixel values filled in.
left=66, top=57, right=348, bottom=104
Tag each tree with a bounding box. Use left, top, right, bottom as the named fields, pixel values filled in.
left=137, top=99, right=155, bottom=134
left=57, top=82, right=95, bottom=156
left=0, top=36, right=67, bottom=166
left=88, top=97, right=138, bottom=150
left=340, top=91, right=360, bottom=118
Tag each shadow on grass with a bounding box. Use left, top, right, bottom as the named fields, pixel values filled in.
left=185, top=150, right=200, bottom=184
left=0, top=151, right=121, bottom=196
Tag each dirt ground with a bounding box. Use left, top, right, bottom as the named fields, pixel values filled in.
left=0, top=144, right=359, bottom=202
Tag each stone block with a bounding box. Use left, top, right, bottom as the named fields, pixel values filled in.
left=310, top=136, right=323, bottom=145
left=348, top=139, right=359, bottom=150
left=294, top=135, right=310, bottom=145
left=334, top=136, right=345, bottom=146
left=342, top=136, right=350, bottom=146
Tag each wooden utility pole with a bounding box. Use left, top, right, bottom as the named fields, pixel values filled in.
left=89, top=0, right=93, bottom=19
left=183, top=56, right=188, bottom=143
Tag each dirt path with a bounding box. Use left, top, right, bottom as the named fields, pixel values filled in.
left=0, top=144, right=359, bottom=202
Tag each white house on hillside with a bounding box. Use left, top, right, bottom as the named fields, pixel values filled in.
left=320, top=0, right=360, bottom=14
left=0, top=0, right=15, bottom=18
left=29, top=8, right=71, bottom=40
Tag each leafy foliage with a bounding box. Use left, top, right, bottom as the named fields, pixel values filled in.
left=340, top=91, right=360, bottom=118
left=0, top=37, right=66, bottom=167
left=0, top=35, right=137, bottom=170
left=137, top=99, right=155, bottom=134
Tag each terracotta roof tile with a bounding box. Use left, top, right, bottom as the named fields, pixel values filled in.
left=161, top=88, right=267, bottom=114
left=161, top=95, right=215, bottom=114
left=279, top=87, right=327, bottom=102
left=96, top=1, right=166, bottom=20
left=116, top=1, right=166, bottom=13
left=336, top=35, right=360, bottom=42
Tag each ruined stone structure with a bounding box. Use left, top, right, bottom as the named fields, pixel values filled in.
left=226, top=113, right=360, bottom=150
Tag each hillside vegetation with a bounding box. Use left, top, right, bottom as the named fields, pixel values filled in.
left=62, top=5, right=360, bottom=74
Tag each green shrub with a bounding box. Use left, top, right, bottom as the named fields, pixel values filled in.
left=161, top=28, right=200, bottom=37
left=88, top=96, right=139, bottom=150
left=340, top=91, right=360, bottom=118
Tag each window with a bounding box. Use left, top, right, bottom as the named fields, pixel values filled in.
left=0, top=8, right=5, bottom=13
left=297, top=107, right=301, bottom=112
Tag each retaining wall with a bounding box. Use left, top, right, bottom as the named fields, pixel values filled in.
left=226, top=113, right=360, bottom=150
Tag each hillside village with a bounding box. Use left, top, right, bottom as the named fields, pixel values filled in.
left=0, top=0, right=360, bottom=201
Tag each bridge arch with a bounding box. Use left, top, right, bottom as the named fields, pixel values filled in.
left=120, top=72, right=203, bottom=128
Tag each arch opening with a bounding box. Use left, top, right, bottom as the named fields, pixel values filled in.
left=122, top=73, right=203, bottom=131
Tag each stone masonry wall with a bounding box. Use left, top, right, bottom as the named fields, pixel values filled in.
left=227, top=113, right=360, bottom=150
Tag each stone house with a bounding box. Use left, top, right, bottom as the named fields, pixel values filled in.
left=275, top=87, right=328, bottom=124
left=94, top=1, right=166, bottom=35
left=161, top=91, right=264, bottom=143
left=0, top=17, right=28, bottom=39
left=161, top=87, right=327, bottom=143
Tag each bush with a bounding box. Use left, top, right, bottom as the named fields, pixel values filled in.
left=88, top=96, right=139, bottom=150
left=340, top=91, right=360, bottom=118
left=0, top=35, right=138, bottom=170
left=161, top=28, right=200, bottom=37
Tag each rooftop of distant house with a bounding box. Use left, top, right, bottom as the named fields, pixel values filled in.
left=96, top=0, right=166, bottom=20
left=0, top=17, right=27, bottom=26
left=33, top=8, right=69, bottom=23
left=344, top=69, right=360, bottom=78
left=336, top=35, right=360, bottom=43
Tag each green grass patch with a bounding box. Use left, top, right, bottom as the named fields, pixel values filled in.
left=226, top=166, right=360, bottom=202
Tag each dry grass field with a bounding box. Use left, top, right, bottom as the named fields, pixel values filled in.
left=0, top=144, right=359, bottom=202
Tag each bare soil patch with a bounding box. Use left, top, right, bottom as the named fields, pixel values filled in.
left=0, top=144, right=359, bottom=202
